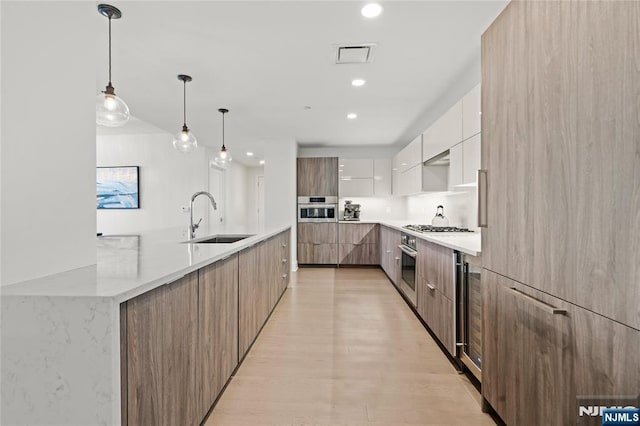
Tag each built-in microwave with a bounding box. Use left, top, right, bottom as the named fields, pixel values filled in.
left=297, top=196, right=338, bottom=223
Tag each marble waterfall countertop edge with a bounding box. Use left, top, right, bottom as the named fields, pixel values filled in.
left=1, top=225, right=291, bottom=301
left=338, top=219, right=481, bottom=256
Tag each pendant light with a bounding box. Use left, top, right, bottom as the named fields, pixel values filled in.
left=214, top=108, right=232, bottom=164
left=172, top=74, right=198, bottom=152
left=96, top=4, right=130, bottom=127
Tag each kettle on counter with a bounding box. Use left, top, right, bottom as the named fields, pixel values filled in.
left=431, top=205, right=450, bottom=227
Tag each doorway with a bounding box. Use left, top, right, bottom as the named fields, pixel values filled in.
left=208, top=164, right=226, bottom=233
left=257, top=175, right=265, bottom=232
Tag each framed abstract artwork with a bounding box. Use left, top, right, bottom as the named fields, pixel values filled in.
left=96, top=166, right=140, bottom=209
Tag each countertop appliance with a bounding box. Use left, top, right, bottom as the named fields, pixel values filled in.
left=343, top=200, right=361, bottom=221
left=399, top=232, right=418, bottom=306
left=403, top=224, right=474, bottom=233
left=297, top=196, right=338, bottom=223
left=456, top=251, right=482, bottom=381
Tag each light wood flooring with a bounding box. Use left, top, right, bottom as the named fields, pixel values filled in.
left=205, top=267, right=495, bottom=426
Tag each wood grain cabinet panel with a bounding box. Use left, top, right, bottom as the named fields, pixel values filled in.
left=125, top=272, right=198, bottom=426
left=298, top=243, right=338, bottom=265
left=197, top=255, right=238, bottom=421
left=297, top=157, right=338, bottom=196
left=297, top=223, right=338, bottom=244
left=338, top=223, right=380, bottom=265
left=338, top=243, right=379, bottom=265
left=238, top=242, right=262, bottom=357
left=125, top=286, right=164, bottom=426
left=482, top=0, right=640, bottom=329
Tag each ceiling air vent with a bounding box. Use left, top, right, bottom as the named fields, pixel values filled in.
left=335, top=44, right=376, bottom=64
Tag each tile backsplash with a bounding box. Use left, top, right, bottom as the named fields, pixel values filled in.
left=406, top=188, right=478, bottom=230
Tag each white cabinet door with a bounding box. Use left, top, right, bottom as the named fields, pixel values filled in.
left=392, top=167, right=403, bottom=196
left=339, top=159, right=373, bottom=179
left=339, top=178, right=374, bottom=197
left=423, top=101, right=463, bottom=162
left=462, top=134, right=481, bottom=184
left=373, top=159, right=391, bottom=196
left=449, top=142, right=464, bottom=190
left=404, top=164, right=423, bottom=195
left=398, top=135, right=423, bottom=172
left=462, top=84, right=481, bottom=141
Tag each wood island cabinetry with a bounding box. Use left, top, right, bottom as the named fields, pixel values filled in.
left=121, top=229, right=290, bottom=426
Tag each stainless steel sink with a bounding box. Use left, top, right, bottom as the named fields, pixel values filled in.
left=183, top=234, right=253, bottom=244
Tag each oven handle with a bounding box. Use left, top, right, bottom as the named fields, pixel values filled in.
left=398, top=245, right=417, bottom=258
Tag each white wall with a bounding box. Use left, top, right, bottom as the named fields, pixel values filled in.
left=97, top=132, right=209, bottom=235
left=1, top=2, right=97, bottom=286
left=406, top=188, right=478, bottom=230
left=264, top=139, right=297, bottom=268
left=338, top=197, right=406, bottom=221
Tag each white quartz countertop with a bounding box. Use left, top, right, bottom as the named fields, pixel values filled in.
left=339, top=219, right=481, bottom=256
left=1, top=225, right=291, bottom=302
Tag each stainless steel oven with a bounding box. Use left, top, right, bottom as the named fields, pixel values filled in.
left=399, top=233, right=417, bottom=306
left=456, top=251, right=482, bottom=381
left=297, top=196, right=338, bottom=223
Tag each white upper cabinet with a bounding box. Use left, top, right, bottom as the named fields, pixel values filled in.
left=462, top=134, right=481, bottom=184
left=422, top=100, right=463, bottom=162
left=373, top=159, right=391, bottom=196
left=462, top=84, right=481, bottom=141
left=339, top=159, right=374, bottom=178
left=396, top=135, right=423, bottom=173
left=338, top=158, right=391, bottom=197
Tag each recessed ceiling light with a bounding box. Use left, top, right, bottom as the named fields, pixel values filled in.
left=361, top=3, right=383, bottom=18
left=246, top=152, right=254, bottom=156
left=340, top=164, right=345, bottom=167
left=347, top=113, right=358, bottom=119
left=352, top=79, right=366, bottom=87
left=259, top=160, right=265, bottom=165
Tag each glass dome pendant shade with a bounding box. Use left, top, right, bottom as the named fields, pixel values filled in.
left=172, top=74, right=197, bottom=153
left=214, top=108, right=232, bottom=165
left=96, top=4, right=130, bottom=127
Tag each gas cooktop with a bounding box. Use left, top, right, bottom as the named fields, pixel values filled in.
left=403, top=224, right=474, bottom=233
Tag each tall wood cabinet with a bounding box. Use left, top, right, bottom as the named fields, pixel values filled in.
left=297, top=157, right=338, bottom=196
left=481, top=2, right=640, bottom=424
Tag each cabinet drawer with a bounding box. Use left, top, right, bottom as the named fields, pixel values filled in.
left=339, top=223, right=379, bottom=244
left=297, top=223, right=338, bottom=244
left=338, top=243, right=380, bottom=265
left=298, top=243, right=337, bottom=264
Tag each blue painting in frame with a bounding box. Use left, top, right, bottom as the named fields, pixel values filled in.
left=97, top=166, right=140, bottom=209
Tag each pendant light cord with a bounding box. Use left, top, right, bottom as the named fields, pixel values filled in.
left=221, top=111, right=226, bottom=149
left=183, top=80, right=187, bottom=127
left=108, top=16, right=112, bottom=84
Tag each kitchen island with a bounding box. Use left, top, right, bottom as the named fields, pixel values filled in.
left=1, top=225, right=292, bottom=426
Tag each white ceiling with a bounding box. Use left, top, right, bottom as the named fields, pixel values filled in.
left=96, top=1, right=507, bottom=164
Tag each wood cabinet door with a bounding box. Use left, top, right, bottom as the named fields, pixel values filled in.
left=483, top=269, right=574, bottom=426
left=482, top=0, right=640, bottom=329
left=338, top=243, right=380, bottom=265
left=125, top=273, right=198, bottom=426
left=297, top=157, right=338, bottom=196
left=338, top=223, right=379, bottom=244
left=126, top=287, right=164, bottom=426
left=297, top=223, right=338, bottom=244
left=198, top=255, right=238, bottom=421
left=379, top=225, right=389, bottom=275
left=238, top=243, right=261, bottom=357
left=298, top=243, right=338, bottom=265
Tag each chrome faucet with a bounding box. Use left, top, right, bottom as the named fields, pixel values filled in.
left=190, top=191, right=217, bottom=239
